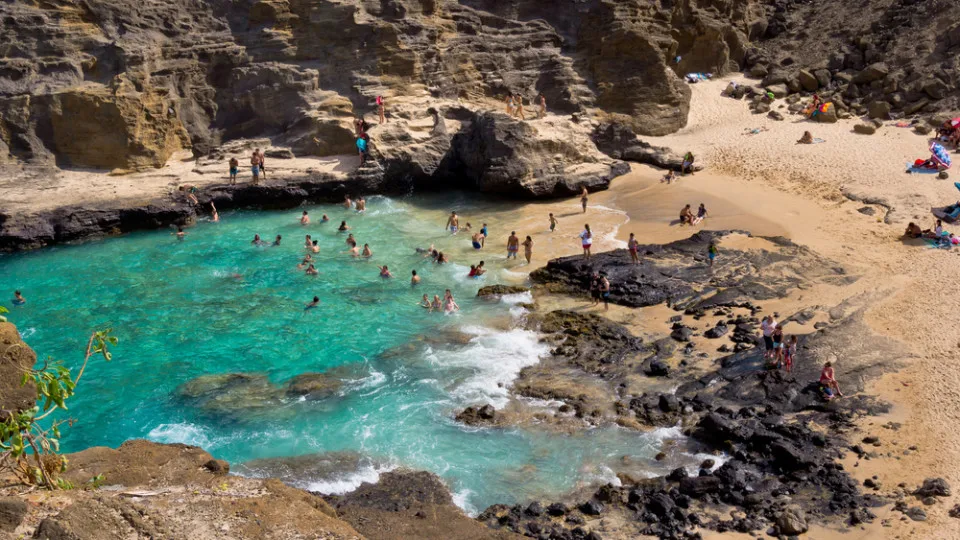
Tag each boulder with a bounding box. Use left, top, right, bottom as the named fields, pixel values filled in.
left=767, top=111, right=784, bottom=121
left=754, top=101, right=771, bottom=114
left=0, top=323, right=38, bottom=416
left=814, top=69, right=832, bottom=88
left=854, top=123, right=877, bottom=135
left=915, top=478, right=951, bottom=498
left=854, top=62, right=889, bottom=84
left=814, top=106, right=838, bottom=123
left=867, top=100, right=891, bottom=119
left=776, top=505, right=809, bottom=536
left=679, top=476, right=722, bottom=497
left=923, top=79, right=949, bottom=100
left=285, top=372, right=342, bottom=400
left=798, top=70, right=819, bottom=92
left=765, top=84, right=789, bottom=98
left=476, top=285, right=530, bottom=297
left=455, top=404, right=498, bottom=425
left=749, top=64, right=769, bottom=79
left=0, top=497, right=27, bottom=532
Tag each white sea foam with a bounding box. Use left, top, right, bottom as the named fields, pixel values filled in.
left=147, top=422, right=213, bottom=448
left=452, top=488, right=477, bottom=516
left=500, top=291, right=534, bottom=305
left=303, top=461, right=397, bottom=495
left=425, top=325, right=548, bottom=409
left=18, top=327, right=36, bottom=339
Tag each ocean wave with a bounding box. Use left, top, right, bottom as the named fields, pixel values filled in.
left=452, top=487, right=477, bottom=516
left=499, top=291, right=534, bottom=305
left=303, top=461, right=397, bottom=495
left=147, top=422, right=213, bottom=448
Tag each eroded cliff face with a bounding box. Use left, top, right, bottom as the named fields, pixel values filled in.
left=0, top=0, right=759, bottom=173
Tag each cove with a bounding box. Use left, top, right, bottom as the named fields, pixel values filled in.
left=0, top=194, right=708, bottom=512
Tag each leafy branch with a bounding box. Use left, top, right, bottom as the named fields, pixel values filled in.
left=0, top=329, right=117, bottom=489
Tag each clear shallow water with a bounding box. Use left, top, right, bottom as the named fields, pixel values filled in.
left=0, top=195, right=705, bottom=512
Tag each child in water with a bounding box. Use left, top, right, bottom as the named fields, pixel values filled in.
left=420, top=294, right=431, bottom=309
left=12, top=290, right=25, bottom=306
left=378, top=265, right=393, bottom=278
left=431, top=295, right=442, bottom=311
left=305, top=296, right=320, bottom=310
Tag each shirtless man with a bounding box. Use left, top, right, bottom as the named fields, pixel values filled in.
left=229, top=157, right=239, bottom=184
left=471, top=231, right=484, bottom=250
left=305, top=296, right=320, bottom=310
left=549, top=213, right=558, bottom=232
left=304, top=235, right=313, bottom=248
left=344, top=195, right=352, bottom=209
left=411, top=270, right=421, bottom=286
left=250, top=151, right=261, bottom=183
left=475, top=261, right=486, bottom=276
left=311, top=240, right=320, bottom=253
left=506, top=231, right=520, bottom=259
left=356, top=197, right=366, bottom=213
left=257, top=148, right=266, bottom=179
left=361, top=244, right=373, bottom=257
left=301, top=211, right=310, bottom=225
left=445, top=211, right=460, bottom=234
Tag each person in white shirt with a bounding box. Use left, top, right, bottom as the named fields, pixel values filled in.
left=760, top=315, right=777, bottom=360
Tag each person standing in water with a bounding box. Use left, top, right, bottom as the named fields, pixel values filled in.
left=12, top=290, right=26, bottom=306
left=480, top=223, right=488, bottom=247
left=356, top=197, right=366, bottom=213
left=311, top=240, right=320, bottom=253
left=210, top=202, right=220, bottom=223
left=411, top=270, right=421, bottom=286
left=174, top=226, right=186, bottom=240
left=377, top=265, right=393, bottom=278
left=627, top=233, right=640, bottom=264
left=339, top=221, right=351, bottom=232
left=506, top=231, right=520, bottom=259
left=301, top=211, right=310, bottom=225
left=420, top=294, right=431, bottom=308
left=475, top=261, right=486, bottom=276
left=580, top=187, right=589, bottom=213
left=446, top=211, right=460, bottom=234
left=471, top=231, right=484, bottom=250
left=522, top=236, right=533, bottom=264
left=580, top=224, right=593, bottom=259
left=549, top=213, right=558, bottom=232
left=252, top=234, right=264, bottom=246
left=361, top=244, right=373, bottom=258
left=320, top=214, right=329, bottom=223
left=431, top=295, right=442, bottom=311
left=273, top=234, right=282, bottom=246
left=344, top=195, right=352, bottom=209
left=443, top=289, right=459, bottom=313
left=305, top=264, right=319, bottom=275
left=304, top=235, right=313, bottom=248
left=229, top=157, right=239, bottom=184
left=305, top=296, right=320, bottom=310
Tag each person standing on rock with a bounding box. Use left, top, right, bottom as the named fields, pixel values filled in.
left=589, top=273, right=601, bottom=307
left=580, top=187, right=589, bottom=213
left=505, top=95, right=514, bottom=116
left=760, top=315, right=778, bottom=361
left=179, top=184, right=199, bottom=205
left=377, top=95, right=386, bottom=124
left=537, top=94, right=546, bottom=118
left=258, top=149, right=266, bottom=179
left=580, top=224, right=593, bottom=259
left=819, top=361, right=844, bottom=398
left=707, top=240, right=719, bottom=268
left=229, top=157, right=239, bottom=184
left=250, top=151, right=261, bottom=184
left=515, top=95, right=525, bottom=120
left=522, top=235, right=533, bottom=264
left=357, top=135, right=369, bottom=165
left=446, top=211, right=460, bottom=234
left=628, top=233, right=640, bottom=264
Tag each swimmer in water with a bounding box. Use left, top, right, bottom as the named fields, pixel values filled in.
left=420, top=293, right=431, bottom=308
left=305, top=264, right=319, bottom=275
left=468, top=264, right=478, bottom=277
left=476, top=261, right=486, bottom=276
left=305, top=296, right=320, bottom=309
left=378, top=265, right=393, bottom=278
left=12, top=290, right=25, bottom=306
left=301, top=211, right=310, bottom=225
left=471, top=231, right=484, bottom=250
left=347, top=244, right=360, bottom=257
left=175, top=226, right=186, bottom=240
left=443, top=289, right=459, bottom=313
left=345, top=233, right=355, bottom=246
left=273, top=234, right=282, bottom=246
left=304, top=235, right=313, bottom=248
left=252, top=234, right=264, bottom=246
left=361, top=244, right=373, bottom=258
left=297, top=255, right=313, bottom=269
left=344, top=195, right=352, bottom=209
left=416, top=244, right=435, bottom=256
left=431, top=295, right=442, bottom=311
left=445, top=211, right=459, bottom=234
left=210, top=202, right=219, bottom=222
left=311, top=240, right=320, bottom=253
left=411, top=269, right=421, bottom=285
left=320, top=214, right=329, bottom=223
left=356, top=197, right=366, bottom=213
left=436, top=252, right=448, bottom=264
left=338, top=221, right=350, bottom=232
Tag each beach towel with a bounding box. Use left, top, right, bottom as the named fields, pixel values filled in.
left=906, top=162, right=942, bottom=174
left=685, top=72, right=712, bottom=83
left=812, top=138, right=826, bottom=144
left=894, top=121, right=913, bottom=128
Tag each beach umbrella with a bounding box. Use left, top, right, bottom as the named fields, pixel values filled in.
left=931, top=142, right=952, bottom=169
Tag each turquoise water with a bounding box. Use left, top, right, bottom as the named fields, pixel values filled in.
left=0, top=195, right=708, bottom=512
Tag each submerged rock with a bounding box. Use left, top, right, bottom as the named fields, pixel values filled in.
left=176, top=373, right=287, bottom=421
left=477, top=285, right=530, bottom=298
left=285, top=372, right=342, bottom=400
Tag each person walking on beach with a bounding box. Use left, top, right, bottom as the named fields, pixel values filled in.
left=708, top=240, right=719, bottom=267
left=549, top=213, right=558, bottom=232
left=229, top=157, right=239, bottom=184
left=522, top=235, right=533, bottom=264
left=760, top=315, right=777, bottom=361
left=250, top=150, right=261, bottom=183
left=627, top=233, right=640, bottom=264
left=599, top=273, right=611, bottom=311
left=301, top=211, right=310, bottom=225
left=377, top=95, right=386, bottom=124
left=507, top=231, right=520, bottom=259
left=446, top=211, right=460, bottom=234
left=537, top=94, right=546, bottom=119
left=580, top=187, right=589, bottom=213
left=580, top=224, right=593, bottom=259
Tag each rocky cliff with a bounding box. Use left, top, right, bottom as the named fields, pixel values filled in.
left=0, top=0, right=761, bottom=198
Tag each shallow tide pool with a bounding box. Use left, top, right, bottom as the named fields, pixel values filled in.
left=0, top=195, right=707, bottom=512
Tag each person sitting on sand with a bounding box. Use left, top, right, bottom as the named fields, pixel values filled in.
left=305, top=264, right=319, bottom=275
left=361, top=244, right=373, bottom=258
left=411, top=270, right=421, bottom=286
left=179, top=185, right=199, bottom=205
left=420, top=294, right=431, bottom=309
left=923, top=219, right=944, bottom=238
left=904, top=222, right=923, bottom=238
left=797, top=131, right=814, bottom=144
left=378, top=265, right=392, bottom=278
left=680, top=204, right=695, bottom=226
left=681, top=152, right=695, bottom=175
left=661, top=170, right=676, bottom=184
left=12, top=290, right=25, bottom=306
left=301, top=211, right=310, bottom=225
left=339, top=221, right=351, bottom=232
left=692, top=203, right=708, bottom=226
left=305, top=296, right=320, bottom=310
left=819, top=361, right=844, bottom=398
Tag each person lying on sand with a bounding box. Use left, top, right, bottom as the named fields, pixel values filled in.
left=904, top=222, right=923, bottom=239
left=797, top=131, right=814, bottom=144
